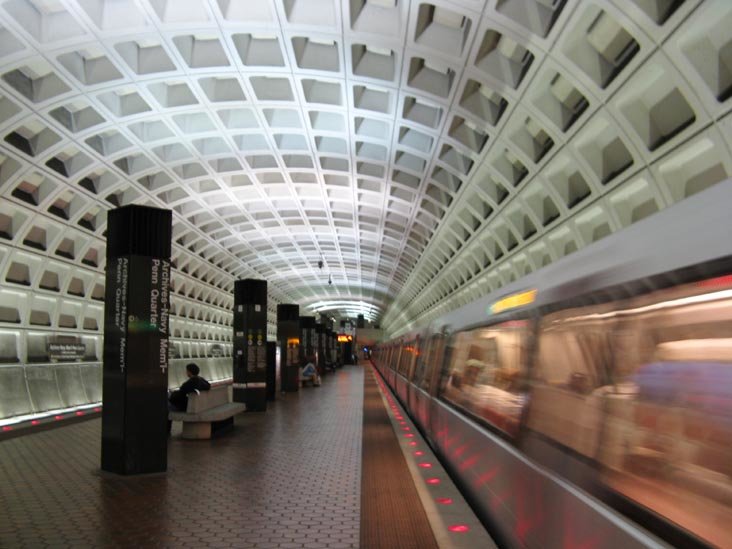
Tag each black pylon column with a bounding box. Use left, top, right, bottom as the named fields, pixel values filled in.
left=101, top=205, right=172, bottom=475
left=330, top=331, right=338, bottom=367
left=325, top=327, right=332, bottom=368
left=315, top=323, right=325, bottom=373
left=277, top=304, right=300, bottom=392
left=266, top=341, right=276, bottom=401
left=233, top=279, right=267, bottom=411
left=299, top=316, right=315, bottom=364
left=334, top=332, right=343, bottom=366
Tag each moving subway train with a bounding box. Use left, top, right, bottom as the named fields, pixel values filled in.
left=373, top=181, right=732, bottom=549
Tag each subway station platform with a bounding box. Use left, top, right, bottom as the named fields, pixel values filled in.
left=0, top=364, right=492, bottom=548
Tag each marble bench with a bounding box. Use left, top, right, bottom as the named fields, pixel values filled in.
left=169, top=384, right=246, bottom=439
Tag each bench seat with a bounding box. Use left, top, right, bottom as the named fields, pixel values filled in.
left=169, top=384, right=246, bottom=439
left=169, top=402, right=246, bottom=423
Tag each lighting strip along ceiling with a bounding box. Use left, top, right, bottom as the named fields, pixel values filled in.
left=0, top=0, right=730, bottom=341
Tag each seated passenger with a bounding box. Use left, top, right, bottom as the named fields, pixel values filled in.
left=300, top=359, right=321, bottom=387
left=169, top=363, right=211, bottom=412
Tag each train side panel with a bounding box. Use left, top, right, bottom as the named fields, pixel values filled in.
left=430, top=401, right=664, bottom=548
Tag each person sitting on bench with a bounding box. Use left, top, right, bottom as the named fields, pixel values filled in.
left=300, top=358, right=320, bottom=387
left=169, top=363, right=211, bottom=411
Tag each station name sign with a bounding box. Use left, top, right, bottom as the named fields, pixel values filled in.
left=47, top=339, right=85, bottom=362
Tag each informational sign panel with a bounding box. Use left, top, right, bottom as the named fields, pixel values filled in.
left=245, top=325, right=267, bottom=381
left=47, top=336, right=85, bottom=362
left=101, top=205, right=171, bottom=475
left=340, top=319, right=355, bottom=337
left=233, top=279, right=267, bottom=411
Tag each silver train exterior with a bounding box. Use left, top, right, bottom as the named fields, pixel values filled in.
left=373, top=181, right=732, bottom=549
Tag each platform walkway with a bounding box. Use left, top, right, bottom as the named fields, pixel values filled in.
left=0, top=367, right=366, bottom=548
left=0, top=362, right=481, bottom=549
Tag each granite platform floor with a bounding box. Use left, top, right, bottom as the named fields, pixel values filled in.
left=0, top=367, right=365, bottom=548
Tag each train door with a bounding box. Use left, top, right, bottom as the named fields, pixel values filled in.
left=410, top=333, right=437, bottom=432
left=426, top=331, right=449, bottom=446
left=395, top=339, right=415, bottom=405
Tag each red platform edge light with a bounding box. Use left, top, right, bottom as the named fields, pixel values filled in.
left=31, top=420, right=40, bottom=425
left=404, top=433, right=414, bottom=438
left=697, top=274, right=732, bottom=288
left=426, top=478, right=441, bottom=485
left=94, top=407, right=102, bottom=412
left=2, top=426, right=12, bottom=432
left=448, top=524, right=470, bottom=533
left=75, top=411, right=84, bottom=416
left=414, top=451, right=424, bottom=456
left=436, top=497, right=453, bottom=505
left=54, top=415, right=63, bottom=420
left=418, top=462, right=433, bottom=468
left=408, top=441, right=418, bottom=446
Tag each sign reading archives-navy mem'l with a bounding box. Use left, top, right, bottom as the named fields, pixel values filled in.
left=101, top=205, right=172, bottom=475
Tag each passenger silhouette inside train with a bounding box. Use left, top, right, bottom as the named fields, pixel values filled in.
left=443, top=331, right=528, bottom=437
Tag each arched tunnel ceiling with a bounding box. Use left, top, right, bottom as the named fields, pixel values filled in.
left=0, top=0, right=730, bottom=332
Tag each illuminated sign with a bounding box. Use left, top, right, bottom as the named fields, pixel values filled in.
left=490, top=289, right=537, bottom=315
left=286, top=338, right=300, bottom=346
left=337, top=334, right=353, bottom=343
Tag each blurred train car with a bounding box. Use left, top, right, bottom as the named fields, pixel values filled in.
left=373, top=181, right=732, bottom=548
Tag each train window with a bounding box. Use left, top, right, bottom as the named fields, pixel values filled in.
left=438, top=335, right=456, bottom=396
left=426, top=334, right=447, bottom=394
left=527, top=305, right=615, bottom=457
left=441, top=320, right=531, bottom=437
left=389, top=345, right=397, bottom=369
left=397, top=343, right=405, bottom=375
left=411, top=338, right=432, bottom=385
left=412, top=335, right=435, bottom=390
left=397, top=340, right=417, bottom=377
left=598, top=277, right=732, bottom=548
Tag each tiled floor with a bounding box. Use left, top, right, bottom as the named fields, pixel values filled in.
left=0, top=367, right=364, bottom=548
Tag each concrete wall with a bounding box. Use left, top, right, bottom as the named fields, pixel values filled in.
left=0, top=357, right=233, bottom=422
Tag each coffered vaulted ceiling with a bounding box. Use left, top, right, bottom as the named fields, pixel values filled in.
left=0, top=0, right=730, bottom=337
